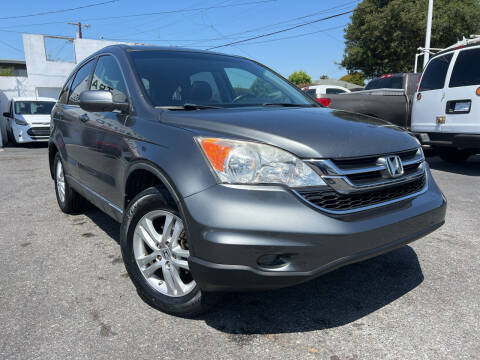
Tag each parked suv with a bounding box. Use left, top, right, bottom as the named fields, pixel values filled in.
left=49, top=45, right=446, bottom=316
left=412, top=41, right=480, bottom=162
left=3, top=97, right=56, bottom=144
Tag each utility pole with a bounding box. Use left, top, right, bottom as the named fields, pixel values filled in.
left=423, top=0, right=434, bottom=68
left=67, top=22, right=90, bottom=39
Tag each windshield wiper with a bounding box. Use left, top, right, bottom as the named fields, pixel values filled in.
left=182, top=103, right=222, bottom=110
left=262, top=103, right=312, bottom=107
left=156, top=103, right=223, bottom=111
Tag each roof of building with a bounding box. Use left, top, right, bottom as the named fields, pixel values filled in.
left=0, top=59, right=26, bottom=65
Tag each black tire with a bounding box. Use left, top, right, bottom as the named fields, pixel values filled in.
left=436, top=147, right=471, bottom=163
left=7, top=123, right=15, bottom=144
left=53, top=152, right=86, bottom=213
left=120, top=186, right=210, bottom=317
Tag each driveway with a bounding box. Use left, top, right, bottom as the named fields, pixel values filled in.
left=0, top=145, right=478, bottom=359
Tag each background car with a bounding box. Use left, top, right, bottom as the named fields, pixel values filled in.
left=412, top=38, right=480, bottom=163
left=3, top=97, right=56, bottom=144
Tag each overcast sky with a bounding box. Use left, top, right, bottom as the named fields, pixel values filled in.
left=0, top=0, right=360, bottom=80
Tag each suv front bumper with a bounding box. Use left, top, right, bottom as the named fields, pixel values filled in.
left=183, top=166, right=446, bottom=292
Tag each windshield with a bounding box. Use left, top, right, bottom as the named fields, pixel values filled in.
left=14, top=101, right=55, bottom=115
left=129, top=50, right=314, bottom=108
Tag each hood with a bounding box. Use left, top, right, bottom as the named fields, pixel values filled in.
left=159, top=107, right=419, bottom=159
left=16, top=114, right=51, bottom=125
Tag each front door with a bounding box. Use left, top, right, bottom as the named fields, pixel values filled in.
left=77, top=55, right=130, bottom=209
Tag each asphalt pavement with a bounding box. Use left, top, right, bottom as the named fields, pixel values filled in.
left=0, top=144, right=478, bottom=360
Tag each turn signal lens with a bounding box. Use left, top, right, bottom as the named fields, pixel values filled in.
left=199, top=138, right=232, bottom=171
left=417, top=93, right=422, bottom=101
left=476, top=87, right=480, bottom=96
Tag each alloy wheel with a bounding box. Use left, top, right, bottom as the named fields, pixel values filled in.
left=133, top=210, right=195, bottom=297
left=56, top=161, right=66, bottom=204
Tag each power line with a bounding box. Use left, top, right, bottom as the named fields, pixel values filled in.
left=98, top=2, right=357, bottom=43
left=0, top=0, right=276, bottom=31
left=0, top=0, right=119, bottom=20
left=207, top=10, right=354, bottom=50
left=0, top=39, right=23, bottom=53
left=232, top=24, right=346, bottom=46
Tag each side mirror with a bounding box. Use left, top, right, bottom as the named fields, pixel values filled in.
left=79, top=90, right=129, bottom=113
left=3, top=112, right=11, bottom=118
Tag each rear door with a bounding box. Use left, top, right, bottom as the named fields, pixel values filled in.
left=442, top=47, right=480, bottom=134
left=411, top=53, right=454, bottom=132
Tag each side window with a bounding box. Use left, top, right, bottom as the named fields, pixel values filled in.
left=225, top=68, right=286, bottom=102
left=419, top=54, right=453, bottom=91
left=68, top=60, right=95, bottom=105
left=59, top=76, right=74, bottom=104
left=449, top=48, right=480, bottom=88
left=9, top=101, right=13, bottom=116
left=189, top=72, right=221, bottom=103
left=90, top=56, right=127, bottom=102
left=326, top=88, right=347, bottom=94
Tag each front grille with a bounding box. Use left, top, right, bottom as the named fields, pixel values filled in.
left=332, top=148, right=418, bottom=168
left=27, top=127, right=50, bottom=137
left=331, top=149, right=421, bottom=185
left=296, top=147, right=427, bottom=214
left=297, top=176, right=426, bottom=212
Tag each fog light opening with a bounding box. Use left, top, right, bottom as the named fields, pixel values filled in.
left=257, top=254, right=290, bottom=269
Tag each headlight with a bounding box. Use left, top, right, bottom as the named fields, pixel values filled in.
left=196, top=137, right=326, bottom=187
left=14, top=118, right=28, bottom=126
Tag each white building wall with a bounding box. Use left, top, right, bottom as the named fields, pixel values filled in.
left=0, top=33, right=129, bottom=146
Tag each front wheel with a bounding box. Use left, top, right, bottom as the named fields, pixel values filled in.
left=120, top=187, right=210, bottom=317
left=436, top=147, right=471, bottom=163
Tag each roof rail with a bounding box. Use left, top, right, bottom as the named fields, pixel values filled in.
left=444, top=35, right=480, bottom=50
left=414, top=35, right=480, bottom=73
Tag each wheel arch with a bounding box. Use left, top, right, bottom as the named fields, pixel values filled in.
left=124, top=160, right=184, bottom=214
left=48, top=141, right=59, bottom=179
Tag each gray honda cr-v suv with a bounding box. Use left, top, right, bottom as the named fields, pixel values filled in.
left=49, top=45, right=446, bottom=316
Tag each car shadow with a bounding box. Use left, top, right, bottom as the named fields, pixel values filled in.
left=427, top=154, right=480, bottom=176
left=200, top=245, right=423, bottom=334
left=83, top=207, right=120, bottom=245
left=4, top=142, right=48, bottom=149
left=82, top=205, right=424, bottom=333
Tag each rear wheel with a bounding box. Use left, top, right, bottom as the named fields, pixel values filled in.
left=120, top=187, right=210, bottom=317
left=436, top=147, right=471, bottom=163
left=54, top=153, right=86, bottom=213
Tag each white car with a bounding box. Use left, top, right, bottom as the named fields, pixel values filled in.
left=3, top=97, right=56, bottom=144
left=412, top=39, right=480, bottom=162
left=303, top=84, right=351, bottom=98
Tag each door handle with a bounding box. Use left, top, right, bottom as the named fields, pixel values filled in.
left=79, top=114, right=89, bottom=123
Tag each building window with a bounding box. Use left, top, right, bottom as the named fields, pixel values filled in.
left=44, top=36, right=75, bottom=63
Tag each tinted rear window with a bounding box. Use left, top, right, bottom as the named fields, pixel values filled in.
left=365, top=76, right=403, bottom=90
left=326, top=88, right=347, bottom=94
left=419, top=54, right=453, bottom=91
left=449, top=48, right=480, bottom=88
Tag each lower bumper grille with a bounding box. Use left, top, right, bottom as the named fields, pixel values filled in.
left=27, top=127, right=50, bottom=137
left=296, top=176, right=426, bottom=213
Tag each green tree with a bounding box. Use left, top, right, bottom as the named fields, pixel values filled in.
left=340, top=72, right=365, bottom=86
left=0, top=66, right=14, bottom=76
left=341, top=0, right=480, bottom=77
left=320, top=74, right=329, bottom=79
left=288, top=70, right=312, bottom=85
